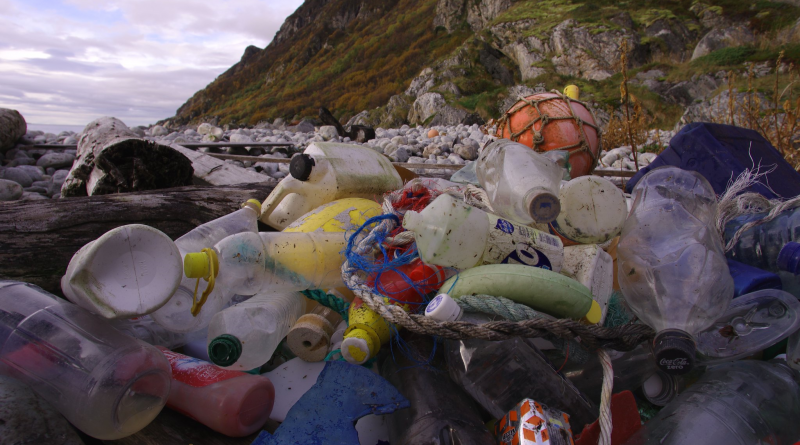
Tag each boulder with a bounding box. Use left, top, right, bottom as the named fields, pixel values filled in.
left=150, top=125, right=169, bottom=136
left=318, top=126, right=340, bottom=141
left=0, top=179, right=22, bottom=201
left=691, top=25, right=755, bottom=60
left=0, top=167, right=33, bottom=187
left=0, top=108, right=26, bottom=153
left=36, top=153, right=76, bottom=169
left=229, top=133, right=254, bottom=144
left=455, top=144, right=479, bottom=160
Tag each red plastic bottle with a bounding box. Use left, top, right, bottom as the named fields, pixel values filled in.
left=157, top=347, right=275, bottom=437
left=367, top=258, right=449, bottom=311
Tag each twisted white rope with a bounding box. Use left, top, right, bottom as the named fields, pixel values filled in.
left=597, top=349, right=614, bottom=445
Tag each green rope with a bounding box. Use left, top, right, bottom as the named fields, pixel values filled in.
left=455, top=294, right=591, bottom=365
left=302, top=289, right=350, bottom=323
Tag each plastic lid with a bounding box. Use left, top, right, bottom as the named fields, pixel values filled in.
left=290, top=154, right=315, bottom=181
left=341, top=329, right=374, bottom=365
left=581, top=300, right=602, bottom=325
left=696, top=289, right=800, bottom=363
left=564, top=85, right=580, bottom=100
left=184, top=252, right=211, bottom=279
left=654, top=330, right=696, bottom=375
left=528, top=192, right=561, bottom=224
left=208, top=334, right=242, bottom=367
left=778, top=242, right=800, bottom=274
left=243, top=199, right=262, bottom=214
left=641, top=371, right=676, bottom=407
left=425, top=294, right=462, bottom=321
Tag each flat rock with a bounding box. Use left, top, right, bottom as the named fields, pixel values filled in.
left=36, top=152, right=75, bottom=169
left=0, top=179, right=23, bottom=201
left=0, top=167, right=33, bottom=187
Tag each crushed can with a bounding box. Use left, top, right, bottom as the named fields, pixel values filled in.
left=495, top=398, right=574, bottom=445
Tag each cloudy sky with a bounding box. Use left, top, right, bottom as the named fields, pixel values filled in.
left=0, top=0, right=304, bottom=127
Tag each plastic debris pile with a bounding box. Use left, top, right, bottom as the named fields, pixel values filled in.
left=4, top=88, right=800, bottom=445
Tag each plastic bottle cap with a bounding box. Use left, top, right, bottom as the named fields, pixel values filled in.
left=244, top=199, right=262, bottom=214
left=425, top=294, right=463, bottom=322
left=564, top=85, right=580, bottom=100
left=528, top=192, right=561, bottom=224
left=581, top=300, right=602, bottom=325
left=778, top=242, right=800, bottom=274
left=341, top=329, right=374, bottom=365
left=654, top=330, right=696, bottom=375
left=642, top=373, right=664, bottom=397
left=290, top=154, right=315, bottom=181
left=184, top=252, right=211, bottom=279
left=208, top=334, right=243, bottom=367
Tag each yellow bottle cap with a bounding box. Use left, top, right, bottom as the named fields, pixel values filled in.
left=582, top=300, right=603, bottom=325
left=564, top=85, right=580, bottom=100
left=244, top=199, right=262, bottom=214
left=184, top=252, right=210, bottom=279
left=341, top=328, right=376, bottom=365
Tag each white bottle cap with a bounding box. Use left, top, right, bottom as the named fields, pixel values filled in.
left=425, top=294, right=462, bottom=322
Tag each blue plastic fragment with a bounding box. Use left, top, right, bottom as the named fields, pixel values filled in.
left=251, top=361, right=410, bottom=445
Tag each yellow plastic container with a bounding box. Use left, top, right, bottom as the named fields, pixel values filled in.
left=341, top=297, right=392, bottom=365
left=283, top=198, right=382, bottom=233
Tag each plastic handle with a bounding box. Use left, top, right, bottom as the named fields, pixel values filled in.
left=260, top=178, right=302, bottom=222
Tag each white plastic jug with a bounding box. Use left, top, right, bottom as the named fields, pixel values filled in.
left=550, top=176, right=628, bottom=245
left=476, top=139, right=563, bottom=225
left=403, top=194, right=563, bottom=271
left=561, top=244, right=613, bottom=324
left=260, top=142, right=402, bottom=230
left=61, top=224, right=183, bottom=319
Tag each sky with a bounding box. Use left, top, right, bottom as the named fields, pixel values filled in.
left=0, top=0, right=304, bottom=127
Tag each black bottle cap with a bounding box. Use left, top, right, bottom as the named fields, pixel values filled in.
left=654, top=330, right=696, bottom=375
left=290, top=154, right=315, bottom=181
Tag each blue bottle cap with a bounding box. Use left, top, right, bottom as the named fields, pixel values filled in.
left=778, top=242, right=800, bottom=274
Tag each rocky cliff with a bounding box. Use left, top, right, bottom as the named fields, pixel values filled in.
left=166, top=0, right=800, bottom=130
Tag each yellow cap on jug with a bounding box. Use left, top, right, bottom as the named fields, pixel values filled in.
left=582, top=300, right=602, bottom=325
left=341, top=328, right=378, bottom=365
left=243, top=199, right=262, bottom=214
left=184, top=251, right=218, bottom=279
left=564, top=85, right=580, bottom=100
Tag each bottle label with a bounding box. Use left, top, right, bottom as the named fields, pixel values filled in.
left=484, top=215, right=563, bottom=272
left=161, top=348, right=245, bottom=387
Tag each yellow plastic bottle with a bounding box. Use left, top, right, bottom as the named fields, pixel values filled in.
left=341, top=297, right=392, bottom=365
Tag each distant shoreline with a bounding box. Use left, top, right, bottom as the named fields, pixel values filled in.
left=27, top=123, right=86, bottom=134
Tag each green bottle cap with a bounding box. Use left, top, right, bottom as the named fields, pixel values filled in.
left=208, top=334, right=242, bottom=367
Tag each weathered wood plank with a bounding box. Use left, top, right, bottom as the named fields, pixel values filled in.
left=170, top=144, right=273, bottom=186
left=0, top=182, right=276, bottom=294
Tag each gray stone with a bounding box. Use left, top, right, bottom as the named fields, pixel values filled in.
left=455, top=144, right=479, bottom=160
left=24, top=186, right=49, bottom=194
left=230, top=133, right=254, bottom=144
left=0, top=179, right=22, bottom=201
left=692, top=25, right=755, bottom=60
left=150, top=125, right=169, bottom=136
left=7, top=158, right=35, bottom=167
left=550, top=19, right=640, bottom=81
left=423, top=145, right=444, bottom=158
left=318, top=126, right=340, bottom=141
left=391, top=135, right=408, bottom=146
left=36, top=153, right=75, bottom=169
left=499, top=85, right=538, bottom=115
left=20, top=191, right=49, bottom=200
left=52, top=170, right=70, bottom=183
left=0, top=167, right=33, bottom=187
left=288, top=120, right=315, bottom=133
left=63, top=136, right=78, bottom=145
left=389, top=147, right=410, bottom=163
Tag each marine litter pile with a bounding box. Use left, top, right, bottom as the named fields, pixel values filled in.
left=2, top=90, right=800, bottom=445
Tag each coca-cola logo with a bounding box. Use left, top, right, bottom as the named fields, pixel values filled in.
left=660, top=357, right=689, bottom=370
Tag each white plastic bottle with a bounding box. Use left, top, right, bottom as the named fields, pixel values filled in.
left=183, top=231, right=349, bottom=297
left=260, top=142, right=402, bottom=230
left=402, top=193, right=563, bottom=271
left=0, top=280, right=172, bottom=440
left=561, top=244, right=613, bottom=324
left=550, top=176, right=628, bottom=245
left=150, top=200, right=262, bottom=333
left=476, top=139, right=563, bottom=224
left=206, top=291, right=305, bottom=370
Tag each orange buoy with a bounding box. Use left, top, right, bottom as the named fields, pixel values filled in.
left=498, top=92, right=600, bottom=177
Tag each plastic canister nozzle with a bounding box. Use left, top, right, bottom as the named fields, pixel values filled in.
left=524, top=187, right=561, bottom=224
left=208, top=334, right=243, bottom=367
left=778, top=242, right=800, bottom=274
left=341, top=328, right=376, bottom=365
left=244, top=199, right=262, bottom=214
left=424, top=294, right=463, bottom=321
left=184, top=251, right=218, bottom=279
left=290, top=154, right=316, bottom=181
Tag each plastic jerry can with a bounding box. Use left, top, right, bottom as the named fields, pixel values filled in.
left=561, top=244, right=613, bottom=324
left=261, top=143, right=402, bottom=230
left=282, top=197, right=382, bottom=233
left=403, top=193, right=564, bottom=271
left=158, top=347, right=275, bottom=437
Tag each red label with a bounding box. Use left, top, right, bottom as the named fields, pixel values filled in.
left=158, top=347, right=245, bottom=387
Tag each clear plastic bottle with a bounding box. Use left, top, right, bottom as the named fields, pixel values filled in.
left=439, top=310, right=597, bottom=431
left=207, top=291, right=305, bottom=370
left=184, top=231, right=349, bottom=297
left=151, top=200, right=262, bottom=333
left=157, top=347, right=275, bottom=437
left=623, top=360, right=800, bottom=445
left=0, top=280, right=172, bottom=440
left=381, top=333, right=496, bottom=445
left=0, top=375, right=84, bottom=445
left=260, top=142, right=402, bottom=230
left=561, top=344, right=656, bottom=406
left=403, top=193, right=564, bottom=271
left=550, top=176, right=628, bottom=245
left=476, top=139, right=563, bottom=224
left=110, top=315, right=200, bottom=349
left=618, top=166, right=734, bottom=375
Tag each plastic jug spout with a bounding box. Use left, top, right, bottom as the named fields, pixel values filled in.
left=260, top=178, right=306, bottom=222
left=402, top=210, right=424, bottom=232
left=184, top=251, right=219, bottom=279
left=208, top=334, right=243, bottom=367
left=524, top=187, right=561, bottom=224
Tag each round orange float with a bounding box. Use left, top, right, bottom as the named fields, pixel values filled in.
left=497, top=91, right=600, bottom=178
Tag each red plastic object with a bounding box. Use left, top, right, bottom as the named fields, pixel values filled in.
left=574, top=391, right=641, bottom=445
left=499, top=92, right=600, bottom=178
left=367, top=258, right=448, bottom=310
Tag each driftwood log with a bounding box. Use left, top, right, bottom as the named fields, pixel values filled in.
left=170, top=144, right=272, bottom=186
left=0, top=181, right=276, bottom=294
left=318, top=107, right=375, bottom=143
left=61, top=117, right=194, bottom=197
left=0, top=108, right=26, bottom=152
